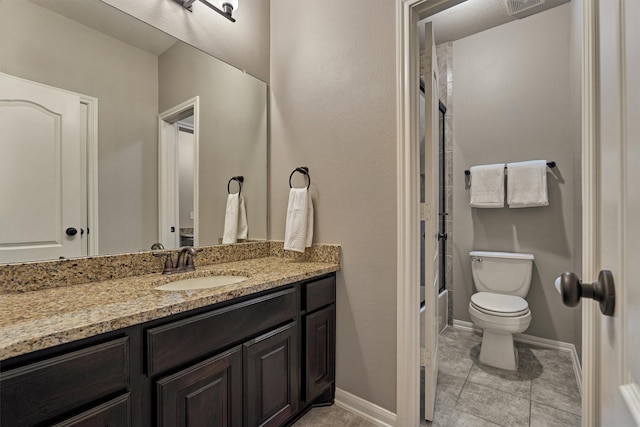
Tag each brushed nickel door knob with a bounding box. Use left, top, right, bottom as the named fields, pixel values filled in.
left=556, top=270, right=615, bottom=316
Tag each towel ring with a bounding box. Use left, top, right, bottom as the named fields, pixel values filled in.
left=289, top=167, right=310, bottom=189
left=227, top=176, right=244, bottom=194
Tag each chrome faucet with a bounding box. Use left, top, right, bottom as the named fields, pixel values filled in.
left=152, top=246, right=198, bottom=275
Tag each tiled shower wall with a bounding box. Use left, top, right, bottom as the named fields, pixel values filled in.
left=436, top=42, right=454, bottom=325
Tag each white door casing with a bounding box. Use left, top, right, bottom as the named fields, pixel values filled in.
left=0, top=72, right=84, bottom=262
left=396, top=1, right=465, bottom=425
left=421, top=20, right=440, bottom=422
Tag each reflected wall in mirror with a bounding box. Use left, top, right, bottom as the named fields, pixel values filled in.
left=0, top=0, right=267, bottom=263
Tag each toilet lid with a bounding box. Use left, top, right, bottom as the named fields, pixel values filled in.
left=471, top=292, right=529, bottom=317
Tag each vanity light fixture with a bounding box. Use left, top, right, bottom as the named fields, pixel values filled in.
left=173, top=0, right=238, bottom=22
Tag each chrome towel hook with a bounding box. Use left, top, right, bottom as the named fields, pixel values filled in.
left=227, top=176, right=244, bottom=194
left=289, top=166, right=310, bottom=189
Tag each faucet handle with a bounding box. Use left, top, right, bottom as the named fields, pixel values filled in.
left=152, top=251, right=174, bottom=274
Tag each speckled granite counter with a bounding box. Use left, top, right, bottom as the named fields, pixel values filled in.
left=0, top=246, right=340, bottom=361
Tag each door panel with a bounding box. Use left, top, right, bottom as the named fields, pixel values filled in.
left=244, top=322, right=298, bottom=427
left=594, top=0, right=640, bottom=424
left=156, top=346, right=243, bottom=427
left=0, top=72, right=82, bottom=262
left=421, top=21, right=440, bottom=422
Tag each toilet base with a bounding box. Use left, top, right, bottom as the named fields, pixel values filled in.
left=479, top=329, right=519, bottom=371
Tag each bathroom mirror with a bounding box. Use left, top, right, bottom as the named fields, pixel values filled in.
left=0, top=0, right=267, bottom=263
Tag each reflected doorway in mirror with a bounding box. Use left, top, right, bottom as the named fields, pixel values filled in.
left=159, top=97, right=200, bottom=250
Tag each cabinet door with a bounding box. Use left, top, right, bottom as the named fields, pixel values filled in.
left=52, top=393, right=131, bottom=427
left=157, top=346, right=242, bottom=427
left=304, top=305, right=335, bottom=402
left=244, top=322, right=299, bottom=427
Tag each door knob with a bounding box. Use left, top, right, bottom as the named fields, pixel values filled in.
left=65, top=227, right=78, bottom=236
left=556, top=270, right=615, bottom=316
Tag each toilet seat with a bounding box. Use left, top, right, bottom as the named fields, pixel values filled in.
left=470, top=292, right=529, bottom=317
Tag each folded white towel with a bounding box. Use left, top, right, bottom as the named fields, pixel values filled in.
left=470, top=163, right=505, bottom=208
left=284, top=188, right=314, bottom=253
left=222, top=193, right=248, bottom=244
left=507, top=160, right=549, bottom=208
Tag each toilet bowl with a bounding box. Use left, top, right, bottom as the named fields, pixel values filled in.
left=469, top=251, right=534, bottom=371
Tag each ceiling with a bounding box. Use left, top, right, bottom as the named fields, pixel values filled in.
left=30, top=0, right=177, bottom=56
left=423, top=0, right=517, bottom=46
left=420, top=0, right=570, bottom=47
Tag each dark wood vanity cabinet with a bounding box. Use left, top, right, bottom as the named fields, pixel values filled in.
left=0, top=273, right=336, bottom=427
left=245, top=322, right=299, bottom=426
left=156, top=346, right=243, bottom=427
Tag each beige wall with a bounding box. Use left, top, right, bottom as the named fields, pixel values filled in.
left=270, top=0, right=398, bottom=412
left=0, top=0, right=159, bottom=255
left=452, top=4, right=582, bottom=345
left=158, top=42, right=267, bottom=244
left=102, top=0, right=270, bottom=82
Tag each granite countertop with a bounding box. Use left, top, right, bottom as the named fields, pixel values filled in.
left=0, top=256, right=340, bottom=361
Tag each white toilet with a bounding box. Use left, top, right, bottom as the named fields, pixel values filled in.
left=468, top=251, right=534, bottom=371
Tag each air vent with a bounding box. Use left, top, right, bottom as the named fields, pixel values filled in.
left=506, top=0, right=545, bottom=15
left=505, top=0, right=571, bottom=19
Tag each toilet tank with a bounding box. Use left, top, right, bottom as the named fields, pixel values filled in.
left=470, top=251, right=535, bottom=297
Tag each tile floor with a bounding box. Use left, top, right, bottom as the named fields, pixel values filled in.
left=294, top=327, right=581, bottom=427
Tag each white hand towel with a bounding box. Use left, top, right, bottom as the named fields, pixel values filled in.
left=469, top=163, right=505, bottom=208
left=237, top=196, right=248, bottom=240
left=284, top=188, right=314, bottom=253
left=222, top=193, right=248, bottom=244
left=507, top=160, right=549, bottom=208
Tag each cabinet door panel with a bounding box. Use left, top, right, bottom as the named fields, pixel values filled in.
left=157, top=346, right=242, bottom=427
left=244, top=322, right=299, bottom=427
left=305, top=306, right=335, bottom=402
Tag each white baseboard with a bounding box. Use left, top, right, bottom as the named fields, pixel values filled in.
left=334, top=388, right=396, bottom=427
left=452, top=320, right=582, bottom=393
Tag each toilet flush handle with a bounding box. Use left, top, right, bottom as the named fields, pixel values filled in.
left=556, top=270, right=615, bottom=316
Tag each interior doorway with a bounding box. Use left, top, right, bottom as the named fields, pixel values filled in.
left=158, top=97, right=199, bottom=249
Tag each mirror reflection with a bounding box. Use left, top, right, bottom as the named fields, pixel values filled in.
left=0, top=0, right=267, bottom=264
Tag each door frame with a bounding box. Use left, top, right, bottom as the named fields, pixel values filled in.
left=580, top=1, right=597, bottom=425
left=158, top=96, right=200, bottom=249
left=395, top=0, right=596, bottom=425
left=80, top=95, right=99, bottom=256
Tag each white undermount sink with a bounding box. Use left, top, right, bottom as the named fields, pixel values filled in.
left=154, top=275, right=249, bottom=291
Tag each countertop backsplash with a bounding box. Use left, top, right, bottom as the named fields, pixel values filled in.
left=0, top=241, right=340, bottom=293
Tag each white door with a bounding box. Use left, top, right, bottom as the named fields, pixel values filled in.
left=0, top=73, right=83, bottom=263
left=588, top=1, right=640, bottom=425
left=422, top=21, right=440, bottom=422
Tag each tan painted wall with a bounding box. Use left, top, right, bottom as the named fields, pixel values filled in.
left=0, top=0, right=159, bottom=255
left=102, top=0, right=270, bottom=82
left=158, top=42, right=268, bottom=244
left=452, top=4, right=582, bottom=345
left=270, top=0, right=398, bottom=412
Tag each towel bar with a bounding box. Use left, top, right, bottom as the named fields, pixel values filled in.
left=227, top=176, right=244, bottom=194
left=464, top=161, right=556, bottom=176
left=289, top=166, right=311, bottom=189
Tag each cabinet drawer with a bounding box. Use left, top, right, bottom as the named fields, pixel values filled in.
left=147, top=287, right=298, bottom=376
left=304, top=275, right=336, bottom=313
left=52, top=393, right=131, bottom=427
left=0, top=337, right=129, bottom=427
